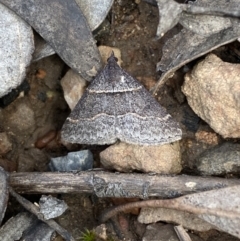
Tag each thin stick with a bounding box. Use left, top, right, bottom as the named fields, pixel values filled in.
left=9, top=187, right=75, bottom=241
left=100, top=197, right=240, bottom=223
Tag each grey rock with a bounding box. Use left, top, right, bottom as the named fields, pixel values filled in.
left=182, top=54, right=240, bottom=138
left=0, top=3, right=34, bottom=97
left=180, top=13, right=232, bottom=37
left=49, top=150, right=93, bottom=172
left=1, top=0, right=102, bottom=81
left=0, top=212, right=36, bottom=241
left=100, top=141, right=182, bottom=174
left=22, top=221, right=55, bottom=241
left=39, top=195, right=68, bottom=220
left=142, top=223, right=179, bottom=241
left=0, top=167, right=8, bottom=225
left=75, top=0, right=114, bottom=31
left=196, top=142, right=240, bottom=176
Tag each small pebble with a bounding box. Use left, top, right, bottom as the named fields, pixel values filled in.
left=36, top=69, right=47, bottom=79
left=39, top=195, right=68, bottom=220
left=0, top=132, right=12, bottom=154
left=49, top=150, right=93, bottom=172
left=0, top=158, right=17, bottom=172
left=196, top=142, right=240, bottom=176
left=100, top=142, right=182, bottom=174
left=35, top=130, right=57, bottom=149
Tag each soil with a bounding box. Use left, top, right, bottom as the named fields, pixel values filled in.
left=1, top=0, right=239, bottom=241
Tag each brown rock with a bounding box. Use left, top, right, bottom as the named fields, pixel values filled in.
left=138, top=207, right=215, bottom=232
left=98, top=46, right=122, bottom=66
left=35, top=130, right=57, bottom=149
left=3, top=100, right=35, bottom=134
left=182, top=54, right=240, bottom=138
left=35, top=69, right=47, bottom=79
left=0, top=158, right=17, bottom=172
left=0, top=132, right=12, bottom=155
left=100, top=142, right=182, bottom=174
left=60, top=69, right=87, bottom=110
left=195, top=126, right=220, bottom=145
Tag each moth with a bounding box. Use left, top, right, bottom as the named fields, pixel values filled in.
left=61, top=53, right=182, bottom=145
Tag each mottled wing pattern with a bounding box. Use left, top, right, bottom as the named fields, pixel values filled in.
left=61, top=53, right=182, bottom=145
left=61, top=91, right=117, bottom=144
left=115, top=84, right=182, bottom=144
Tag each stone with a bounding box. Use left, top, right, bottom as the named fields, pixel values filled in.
left=3, top=100, right=35, bottom=134
left=49, top=150, right=93, bottom=172
left=100, top=141, right=182, bottom=174
left=138, top=207, right=215, bottom=232
left=142, top=223, right=203, bottom=241
left=0, top=158, right=17, bottom=172
left=182, top=54, right=240, bottom=138
left=98, top=45, right=122, bottom=65
left=142, top=224, right=179, bottom=241
left=0, top=3, right=34, bottom=97
left=60, top=46, right=121, bottom=110
left=60, top=69, right=87, bottom=110
left=195, top=126, right=220, bottom=145
left=0, top=132, right=12, bottom=155
left=39, top=195, right=68, bottom=220
left=195, top=142, right=240, bottom=176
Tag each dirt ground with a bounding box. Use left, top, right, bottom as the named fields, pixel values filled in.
left=1, top=0, right=240, bottom=240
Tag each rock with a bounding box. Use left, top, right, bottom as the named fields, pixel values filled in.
left=195, top=125, right=220, bottom=145
left=0, top=132, right=12, bottom=155
left=49, top=150, right=93, bottom=172
left=142, top=223, right=203, bottom=241
left=94, top=224, right=107, bottom=240
left=98, top=45, right=122, bottom=65
left=39, top=195, right=68, bottom=220
left=60, top=69, right=87, bottom=110
left=61, top=46, right=122, bottom=110
left=35, top=130, right=57, bottom=149
left=3, top=99, right=35, bottom=134
left=138, top=207, right=215, bottom=232
left=0, top=212, right=36, bottom=240
left=0, top=4, right=34, bottom=97
left=100, top=142, right=182, bottom=174
left=0, top=158, right=17, bottom=172
left=136, top=76, right=156, bottom=90
left=182, top=54, right=240, bottom=138
left=195, top=142, right=240, bottom=176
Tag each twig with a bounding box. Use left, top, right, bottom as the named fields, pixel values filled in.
left=9, top=171, right=240, bottom=198
left=100, top=195, right=240, bottom=222
left=9, top=187, right=75, bottom=241
left=174, top=225, right=192, bottom=241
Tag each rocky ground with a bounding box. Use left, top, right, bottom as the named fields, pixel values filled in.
left=0, top=0, right=240, bottom=240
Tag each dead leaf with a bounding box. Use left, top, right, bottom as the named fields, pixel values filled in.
left=156, top=0, right=183, bottom=37
left=182, top=185, right=240, bottom=238
left=0, top=0, right=102, bottom=81
left=152, top=0, right=240, bottom=93
left=101, top=185, right=240, bottom=238
left=75, top=0, right=114, bottom=31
